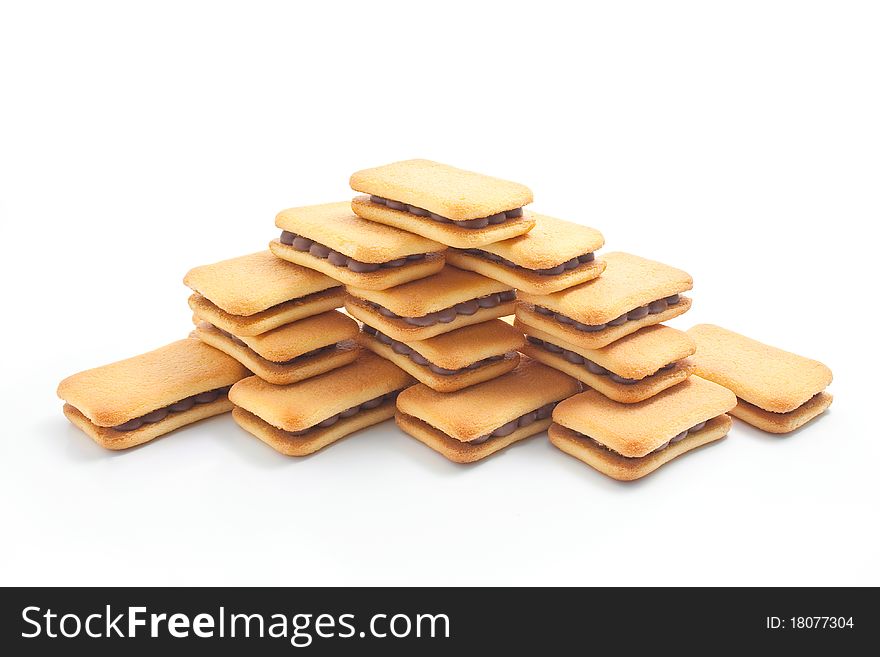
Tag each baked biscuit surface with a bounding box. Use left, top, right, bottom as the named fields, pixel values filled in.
left=350, top=159, right=533, bottom=221
left=184, top=250, right=339, bottom=316
left=57, top=338, right=250, bottom=427
left=476, top=213, right=604, bottom=268
left=275, top=201, right=444, bottom=261
left=687, top=324, right=833, bottom=413
left=552, top=376, right=736, bottom=457
left=401, top=319, right=525, bottom=370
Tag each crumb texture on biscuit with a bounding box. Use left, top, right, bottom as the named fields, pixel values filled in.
left=396, top=358, right=581, bottom=442
left=687, top=324, right=833, bottom=413
left=475, top=213, right=604, bottom=267
left=229, top=351, right=414, bottom=432
left=518, top=252, right=693, bottom=325
left=350, top=159, right=533, bottom=220
left=552, top=376, right=736, bottom=457
left=57, top=338, right=250, bottom=427
left=236, top=310, right=358, bottom=361
left=396, top=318, right=525, bottom=369
left=275, top=201, right=444, bottom=261
left=184, top=250, right=340, bottom=316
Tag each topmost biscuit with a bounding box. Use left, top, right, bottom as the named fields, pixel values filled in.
left=350, top=159, right=533, bottom=221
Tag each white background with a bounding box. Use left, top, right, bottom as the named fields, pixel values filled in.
left=1, top=1, right=877, bottom=586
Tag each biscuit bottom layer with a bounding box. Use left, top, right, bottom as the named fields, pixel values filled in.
left=279, top=231, right=435, bottom=272
left=369, top=196, right=523, bottom=228
left=459, top=248, right=596, bottom=276
left=564, top=415, right=723, bottom=458
left=535, top=294, right=682, bottom=332
left=362, top=290, right=516, bottom=327
left=270, top=390, right=404, bottom=438
left=109, top=386, right=231, bottom=432
left=732, top=392, right=832, bottom=434
left=361, top=325, right=507, bottom=375
left=524, top=335, right=677, bottom=385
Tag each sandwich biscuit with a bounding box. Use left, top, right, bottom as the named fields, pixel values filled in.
left=345, top=266, right=517, bottom=342
left=270, top=201, right=445, bottom=290
left=687, top=324, right=833, bottom=433
left=359, top=318, right=524, bottom=392
left=446, top=213, right=606, bottom=293
left=193, top=310, right=360, bottom=385
left=550, top=376, right=736, bottom=480
left=58, top=338, right=250, bottom=450
left=350, top=159, right=535, bottom=247
left=517, top=320, right=695, bottom=403
left=517, top=252, right=693, bottom=349
left=229, top=352, right=415, bottom=456
left=396, top=358, right=581, bottom=463
left=185, top=250, right=344, bottom=336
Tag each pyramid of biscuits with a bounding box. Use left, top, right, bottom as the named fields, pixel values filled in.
left=57, top=159, right=833, bottom=480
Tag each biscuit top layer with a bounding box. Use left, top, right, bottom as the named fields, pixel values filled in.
left=552, top=375, right=736, bottom=457
left=687, top=324, right=833, bottom=413
left=397, top=358, right=581, bottom=441
left=347, top=266, right=512, bottom=317
left=57, top=338, right=250, bottom=427
left=398, top=318, right=525, bottom=370
left=275, top=201, right=444, bottom=262
left=475, top=214, right=604, bottom=268
left=237, top=310, right=358, bottom=362
left=349, top=159, right=534, bottom=221
left=516, top=320, right=695, bottom=379
left=184, top=250, right=339, bottom=316
left=229, top=351, right=414, bottom=432
left=518, top=252, right=693, bottom=324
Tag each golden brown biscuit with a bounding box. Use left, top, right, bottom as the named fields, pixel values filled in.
left=233, top=404, right=396, bottom=457
left=515, top=299, right=692, bottom=351
left=351, top=196, right=535, bottom=248
left=184, top=250, right=340, bottom=316
left=549, top=415, right=732, bottom=481
left=193, top=325, right=360, bottom=386
left=445, top=213, right=606, bottom=293
left=57, top=338, right=250, bottom=429
left=229, top=351, right=414, bottom=433
left=687, top=324, right=833, bottom=433
left=397, top=358, right=581, bottom=446
left=350, top=159, right=534, bottom=221
left=188, top=288, right=346, bottom=337
left=520, top=252, right=693, bottom=336
left=223, top=310, right=357, bottom=362
left=552, top=376, right=736, bottom=458
left=63, top=399, right=233, bottom=451
left=730, top=393, right=833, bottom=434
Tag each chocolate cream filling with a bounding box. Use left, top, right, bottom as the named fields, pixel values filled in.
left=369, top=195, right=524, bottom=229
left=569, top=418, right=716, bottom=457
left=279, top=231, right=434, bottom=273
left=534, top=294, right=682, bottom=332
left=361, top=290, right=516, bottom=327
left=460, top=248, right=595, bottom=276
left=467, top=401, right=561, bottom=444
left=362, top=324, right=508, bottom=375
left=526, top=335, right=677, bottom=385
left=209, top=324, right=343, bottom=365
left=279, top=390, right=403, bottom=437
left=111, top=386, right=232, bottom=432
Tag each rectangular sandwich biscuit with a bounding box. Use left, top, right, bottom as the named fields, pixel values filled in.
left=359, top=318, right=524, bottom=392
left=345, top=266, right=517, bottom=342
left=517, top=320, right=696, bottom=403
left=350, top=159, right=535, bottom=247
left=446, top=213, right=606, bottom=294
left=192, top=310, right=360, bottom=385
left=395, top=358, right=581, bottom=463
left=687, top=324, right=833, bottom=433
left=517, top=252, right=693, bottom=349
left=58, top=338, right=250, bottom=450
left=550, top=375, right=736, bottom=480
left=229, top=352, right=415, bottom=456
left=185, top=250, right=344, bottom=336
left=271, top=201, right=445, bottom=290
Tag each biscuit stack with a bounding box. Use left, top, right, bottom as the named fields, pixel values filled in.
left=56, top=157, right=833, bottom=481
